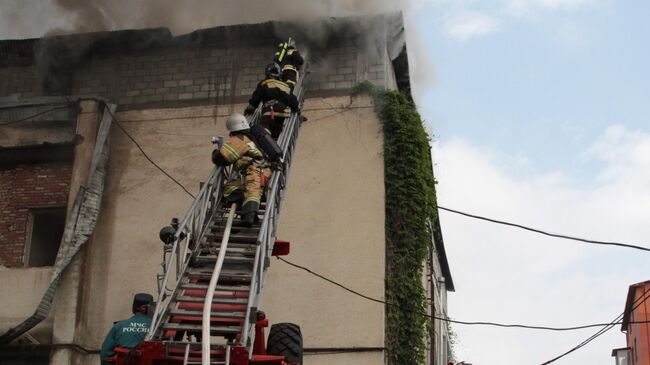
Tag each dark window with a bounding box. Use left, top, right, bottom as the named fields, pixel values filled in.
left=0, top=347, right=51, bottom=365
left=25, top=207, right=66, bottom=267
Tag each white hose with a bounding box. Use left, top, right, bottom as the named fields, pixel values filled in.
left=202, top=203, right=236, bottom=365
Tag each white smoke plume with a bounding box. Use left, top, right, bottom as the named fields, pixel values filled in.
left=0, top=0, right=435, bottom=98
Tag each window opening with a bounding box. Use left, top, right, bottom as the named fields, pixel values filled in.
left=25, top=207, right=66, bottom=267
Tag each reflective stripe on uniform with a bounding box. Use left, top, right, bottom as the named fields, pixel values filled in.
left=276, top=42, right=287, bottom=63
left=224, top=185, right=240, bottom=196
left=222, top=143, right=241, bottom=160
left=282, top=64, right=297, bottom=72
left=261, top=79, right=291, bottom=94
left=249, top=149, right=262, bottom=158
left=243, top=196, right=261, bottom=205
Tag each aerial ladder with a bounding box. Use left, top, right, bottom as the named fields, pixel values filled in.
left=112, top=57, right=307, bottom=365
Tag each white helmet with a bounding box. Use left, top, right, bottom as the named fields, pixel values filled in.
left=226, top=113, right=250, bottom=132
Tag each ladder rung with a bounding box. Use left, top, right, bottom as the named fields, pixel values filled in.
left=161, top=323, right=241, bottom=334
left=175, top=296, right=248, bottom=304
left=168, top=309, right=246, bottom=318
left=207, top=233, right=258, bottom=243
left=180, top=283, right=251, bottom=292
left=186, top=268, right=252, bottom=277
left=195, top=255, right=255, bottom=264
left=195, top=247, right=257, bottom=257
left=208, top=223, right=261, bottom=231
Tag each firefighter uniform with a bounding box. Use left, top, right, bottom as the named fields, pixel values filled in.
left=212, top=132, right=271, bottom=226
left=100, top=313, right=151, bottom=364
left=245, top=77, right=298, bottom=139
left=274, top=42, right=304, bottom=91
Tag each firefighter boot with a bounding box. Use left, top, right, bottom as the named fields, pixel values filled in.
left=240, top=200, right=260, bottom=227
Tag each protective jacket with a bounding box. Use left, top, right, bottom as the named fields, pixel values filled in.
left=274, top=43, right=304, bottom=89
left=212, top=132, right=271, bottom=208
left=100, top=313, right=151, bottom=364
left=247, top=78, right=298, bottom=119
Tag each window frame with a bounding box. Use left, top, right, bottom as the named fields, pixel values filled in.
left=24, top=205, right=67, bottom=267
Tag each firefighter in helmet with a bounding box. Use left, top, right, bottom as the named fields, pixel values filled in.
left=212, top=113, right=271, bottom=227
left=244, top=63, right=299, bottom=139
left=273, top=38, right=304, bottom=91
left=100, top=293, right=153, bottom=364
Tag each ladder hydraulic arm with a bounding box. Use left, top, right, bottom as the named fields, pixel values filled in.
left=114, top=59, right=308, bottom=365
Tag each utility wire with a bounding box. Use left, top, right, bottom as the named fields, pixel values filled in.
left=438, top=206, right=650, bottom=252
left=0, top=104, right=74, bottom=126
left=540, top=289, right=650, bottom=364
left=105, top=108, right=196, bottom=199
left=99, top=105, right=650, bottom=341
left=277, top=257, right=648, bottom=332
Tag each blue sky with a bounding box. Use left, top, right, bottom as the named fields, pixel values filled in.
left=402, top=1, right=650, bottom=364
left=411, top=0, right=650, bottom=180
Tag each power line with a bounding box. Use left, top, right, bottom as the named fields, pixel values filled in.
left=99, top=105, right=649, bottom=341
left=0, top=104, right=75, bottom=126
left=105, top=107, right=196, bottom=199
left=438, top=206, right=650, bottom=252
left=276, top=257, right=646, bottom=332
left=539, top=290, right=650, bottom=364
left=104, top=114, right=648, bottom=255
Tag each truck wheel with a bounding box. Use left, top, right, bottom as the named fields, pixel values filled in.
left=267, top=323, right=303, bottom=364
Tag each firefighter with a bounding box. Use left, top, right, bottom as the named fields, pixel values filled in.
left=244, top=63, right=299, bottom=139
left=100, top=293, right=153, bottom=365
left=212, top=113, right=271, bottom=227
left=273, top=38, right=304, bottom=91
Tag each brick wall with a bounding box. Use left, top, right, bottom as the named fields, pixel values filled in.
left=0, top=40, right=394, bottom=107
left=0, top=66, right=41, bottom=100
left=0, top=161, right=72, bottom=267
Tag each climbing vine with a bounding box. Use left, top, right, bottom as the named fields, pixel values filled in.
left=353, top=81, right=439, bottom=365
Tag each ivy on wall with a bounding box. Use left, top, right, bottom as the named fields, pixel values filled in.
left=354, top=82, right=439, bottom=365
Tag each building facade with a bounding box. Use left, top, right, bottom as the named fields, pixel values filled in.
left=0, top=14, right=453, bottom=365
left=615, top=280, right=650, bottom=365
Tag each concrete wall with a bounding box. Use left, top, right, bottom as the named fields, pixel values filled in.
left=61, top=95, right=385, bottom=364
left=0, top=41, right=394, bottom=108
left=0, top=266, right=54, bottom=343
left=0, top=104, right=76, bottom=148
left=265, top=95, right=385, bottom=364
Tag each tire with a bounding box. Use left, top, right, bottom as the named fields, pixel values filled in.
left=267, top=322, right=303, bottom=364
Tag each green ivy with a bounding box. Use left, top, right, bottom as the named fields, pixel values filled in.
left=354, top=81, right=439, bottom=365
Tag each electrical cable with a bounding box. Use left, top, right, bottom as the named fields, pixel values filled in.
left=0, top=104, right=75, bottom=126
left=98, top=104, right=650, bottom=345
left=276, top=257, right=648, bottom=332
left=438, top=206, right=650, bottom=252
left=104, top=107, right=196, bottom=199
left=539, top=289, right=650, bottom=364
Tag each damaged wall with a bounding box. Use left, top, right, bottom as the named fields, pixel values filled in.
left=0, top=161, right=72, bottom=267
left=0, top=14, right=410, bottom=365
left=64, top=95, right=385, bottom=365
left=0, top=15, right=405, bottom=107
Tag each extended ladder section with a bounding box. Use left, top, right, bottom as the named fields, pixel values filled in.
left=143, top=65, right=307, bottom=365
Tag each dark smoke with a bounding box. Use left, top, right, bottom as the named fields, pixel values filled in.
left=0, top=0, right=434, bottom=99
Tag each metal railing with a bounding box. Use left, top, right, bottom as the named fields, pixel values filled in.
left=146, top=61, right=307, bottom=362
left=240, top=68, right=307, bottom=352
left=147, top=78, right=268, bottom=340
left=147, top=165, right=226, bottom=339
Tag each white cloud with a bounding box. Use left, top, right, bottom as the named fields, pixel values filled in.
left=536, top=0, right=595, bottom=9
left=506, top=0, right=597, bottom=15
left=433, top=125, right=650, bottom=364
left=413, top=0, right=601, bottom=43
left=445, top=11, right=500, bottom=41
